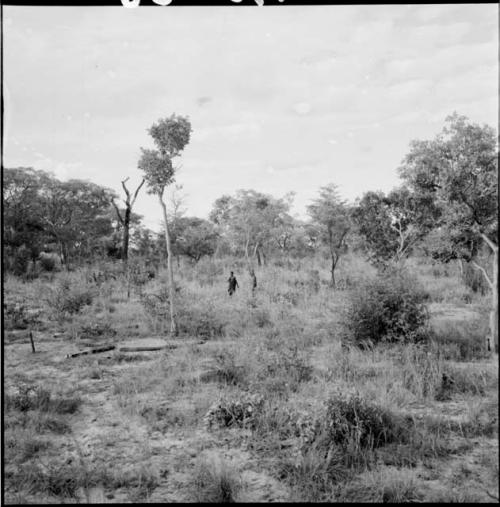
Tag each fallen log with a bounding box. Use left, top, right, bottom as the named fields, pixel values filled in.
left=118, top=346, right=167, bottom=352
left=66, top=345, right=116, bottom=358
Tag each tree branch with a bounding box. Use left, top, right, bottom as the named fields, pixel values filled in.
left=131, top=178, right=145, bottom=207
left=121, top=178, right=131, bottom=200
left=471, top=261, right=493, bottom=290
left=480, top=233, right=498, bottom=254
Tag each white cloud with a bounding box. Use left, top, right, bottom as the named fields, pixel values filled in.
left=2, top=4, right=497, bottom=225
left=293, top=102, right=311, bottom=115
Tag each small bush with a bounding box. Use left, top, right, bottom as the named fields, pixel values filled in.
left=4, top=432, right=52, bottom=462
left=39, top=254, right=58, bottom=272
left=5, top=386, right=82, bottom=415
left=342, top=267, right=429, bottom=347
left=45, top=277, right=94, bottom=318
left=191, top=454, right=242, bottom=503
left=107, top=465, right=159, bottom=499
left=8, top=461, right=82, bottom=498
left=323, top=390, right=410, bottom=452
left=10, top=245, right=32, bottom=277
left=3, top=300, right=41, bottom=330
left=79, top=321, right=117, bottom=340
left=203, top=393, right=265, bottom=430
left=204, top=348, right=248, bottom=386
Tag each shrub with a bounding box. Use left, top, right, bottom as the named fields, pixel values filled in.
left=10, top=245, right=32, bottom=277
left=3, top=299, right=41, bottom=330
left=342, top=267, right=429, bottom=347
left=5, top=386, right=82, bottom=415
left=45, top=277, right=94, bottom=318
left=8, top=461, right=82, bottom=498
left=203, top=393, right=265, bottom=430
left=39, top=253, right=58, bottom=272
left=203, top=348, right=248, bottom=386
left=322, top=390, right=410, bottom=452
left=79, top=321, right=117, bottom=340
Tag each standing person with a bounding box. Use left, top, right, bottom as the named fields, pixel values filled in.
left=227, top=271, right=239, bottom=296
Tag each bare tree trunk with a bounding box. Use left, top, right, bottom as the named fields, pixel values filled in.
left=245, top=234, right=258, bottom=296
left=123, top=207, right=131, bottom=265
left=256, top=248, right=262, bottom=267
left=473, top=235, right=498, bottom=353
left=159, top=194, right=178, bottom=337
left=491, top=250, right=498, bottom=352
left=250, top=268, right=257, bottom=296
left=330, top=256, right=336, bottom=288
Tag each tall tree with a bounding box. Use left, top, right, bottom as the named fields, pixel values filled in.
left=138, top=114, right=192, bottom=337
left=307, top=183, right=351, bottom=287
left=399, top=113, right=498, bottom=351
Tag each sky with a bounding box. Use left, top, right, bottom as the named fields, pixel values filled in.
left=3, top=4, right=498, bottom=231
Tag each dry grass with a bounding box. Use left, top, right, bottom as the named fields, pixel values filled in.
left=3, top=253, right=498, bottom=503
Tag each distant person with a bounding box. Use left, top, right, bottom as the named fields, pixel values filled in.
left=227, top=271, right=239, bottom=296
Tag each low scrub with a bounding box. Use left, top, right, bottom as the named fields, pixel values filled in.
left=5, top=386, right=82, bottom=415
left=429, top=319, right=490, bottom=361
left=7, top=461, right=83, bottom=499
left=337, top=468, right=423, bottom=503
left=191, top=454, right=242, bottom=503
left=399, top=344, right=443, bottom=400
left=203, top=393, right=265, bottom=430
left=252, top=332, right=313, bottom=396
left=323, top=390, right=411, bottom=452
left=3, top=300, right=41, bottom=330
left=44, top=276, right=94, bottom=319
left=140, top=287, right=226, bottom=338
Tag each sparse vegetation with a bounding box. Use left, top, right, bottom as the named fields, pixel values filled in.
left=3, top=113, right=497, bottom=503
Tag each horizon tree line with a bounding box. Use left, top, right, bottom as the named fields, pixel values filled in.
left=3, top=112, right=497, bottom=349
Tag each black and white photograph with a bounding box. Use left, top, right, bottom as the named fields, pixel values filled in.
left=2, top=1, right=499, bottom=503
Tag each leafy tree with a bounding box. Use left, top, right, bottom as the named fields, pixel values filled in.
left=3, top=168, right=49, bottom=266
left=174, top=217, right=218, bottom=262
left=138, top=114, right=192, bottom=336
left=3, top=168, right=116, bottom=272
left=39, top=178, right=115, bottom=268
left=307, top=183, right=351, bottom=287
left=353, top=187, right=438, bottom=265
left=399, top=113, right=498, bottom=351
